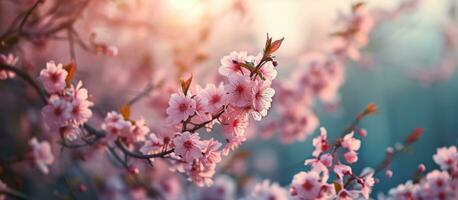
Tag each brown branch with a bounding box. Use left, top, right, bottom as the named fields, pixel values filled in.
left=187, top=107, right=226, bottom=132
left=0, top=63, right=48, bottom=104
left=115, top=139, right=174, bottom=159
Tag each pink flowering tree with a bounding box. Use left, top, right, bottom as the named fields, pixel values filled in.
left=0, top=0, right=457, bottom=200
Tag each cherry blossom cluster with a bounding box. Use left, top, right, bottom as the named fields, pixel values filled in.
left=262, top=3, right=377, bottom=144
left=263, top=1, right=423, bottom=144
left=381, top=145, right=458, bottom=200
left=98, top=36, right=283, bottom=186
left=39, top=61, right=94, bottom=141
left=288, top=127, right=375, bottom=199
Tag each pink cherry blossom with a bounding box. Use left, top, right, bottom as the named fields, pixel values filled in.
left=312, top=127, right=330, bottom=157
left=29, top=137, right=54, bottom=174
left=433, top=146, right=458, bottom=171
left=140, top=133, right=164, bottom=155
left=130, top=118, right=150, bottom=142
left=201, top=139, right=222, bottom=167
left=222, top=135, right=246, bottom=156
left=360, top=170, right=375, bottom=199
left=221, top=108, right=249, bottom=137
left=250, top=80, right=275, bottom=121
left=101, top=111, right=132, bottom=140
left=39, top=61, right=68, bottom=94
left=219, top=51, right=249, bottom=77
left=248, top=53, right=278, bottom=81
left=199, top=175, right=236, bottom=200
left=344, top=151, right=358, bottom=164
left=244, top=180, right=288, bottom=200
left=173, top=132, right=205, bottom=162
left=341, top=132, right=361, bottom=151
left=199, top=83, right=227, bottom=114
left=225, top=74, right=253, bottom=108
left=334, top=164, right=352, bottom=179
left=166, top=93, right=196, bottom=125
left=41, top=95, right=71, bottom=129
left=0, top=53, right=18, bottom=80
left=290, top=171, right=322, bottom=199
left=186, top=161, right=216, bottom=187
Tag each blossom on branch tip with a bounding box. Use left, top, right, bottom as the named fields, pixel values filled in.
left=39, top=61, right=68, bottom=94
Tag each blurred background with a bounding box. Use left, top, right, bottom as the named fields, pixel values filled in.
left=0, top=0, right=457, bottom=198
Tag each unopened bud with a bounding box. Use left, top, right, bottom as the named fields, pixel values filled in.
left=417, top=164, right=426, bottom=173
left=358, top=129, right=367, bottom=137
left=385, top=170, right=393, bottom=178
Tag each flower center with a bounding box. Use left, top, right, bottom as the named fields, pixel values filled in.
left=179, top=103, right=188, bottom=112
left=183, top=140, right=193, bottom=150
left=302, top=180, right=314, bottom=191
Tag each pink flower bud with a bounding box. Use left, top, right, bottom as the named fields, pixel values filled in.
left=386, top=147, right=394, bottom=154
left=385, top=170, right=393, bottom=178
left=129, top=166, right=139, bottom=175
left=344, top=151, right=358, bottom=164
left=358, top=128, right=367, bottom=137
left=417, top=164, right=426, bottom=173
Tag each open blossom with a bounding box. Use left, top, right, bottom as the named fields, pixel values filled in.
left=250, top=80, right=275, bottom=121
left=166, top=93, right=196, bottom=125
left=29, top=137, right=54, bottom=175
left=39, top=61, right=68, bottom=94
left=199, top=175, right=236, bottom=200
left=0, top=53, right=18, bottom=80
left=201, top=139, right=222, bottom=167
left=248, top=53, right=278, bottom=81
left=130, top=118, right=150, bottom=142
left=243, top=180, right=288, bottom=200
left=219, top=51, right=249, bottom=76
left=101, top=111, right=132, bottom=140
left=290, top=171, right=323, bottom=199
left=140, top=133, right=163, bottom=155
left=312, top=127, right=329, bottom=157
left=41, top=95, right=71, bottom=129
left=360, top=169, right=375, bottom=199
left=199, top=83, right=227, bottom=114
left=221, top=108, right=249, bottom=137
left=66, top=82, right=93, bottom=125
left=225, top=74, right=253, bottom=108
left=173, top=132, right=206, bottom=162
left=433, top=146, right=458, bottom=170
left=187, top=161, right=216, bottom=187
left=341, top=132, right=361, bottom=151
left=223, top=135, right=246, bottom=156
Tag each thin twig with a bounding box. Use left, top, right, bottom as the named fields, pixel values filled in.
left=0, top=63, right=48, bottom=104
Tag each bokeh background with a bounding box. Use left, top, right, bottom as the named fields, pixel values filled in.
left=1, top=0, right=457, bottom=198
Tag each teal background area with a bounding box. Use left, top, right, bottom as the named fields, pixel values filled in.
left=244, top=15, right=458, bottom=195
